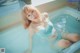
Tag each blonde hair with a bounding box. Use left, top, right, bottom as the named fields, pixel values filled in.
left=22, top=5, right=41, bottom=29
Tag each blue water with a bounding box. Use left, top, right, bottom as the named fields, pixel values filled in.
left=51, top=14, right=80, bottom=34
left=0, top=25, right=29, bottom=53
left=32, top=14, right=80, bottom=53
left=0, top=7, right=80, bottom=53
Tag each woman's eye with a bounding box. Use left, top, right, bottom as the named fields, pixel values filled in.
left=32, top=10, right=34, bottom=13
left=28, top=15, right=30, bottom=17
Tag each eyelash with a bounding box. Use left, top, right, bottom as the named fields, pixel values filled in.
left=27, top=10, right=34, bottom=17
left=32, top=11, right=34, bottom=13
left=28, top=15, right=30, bottom=17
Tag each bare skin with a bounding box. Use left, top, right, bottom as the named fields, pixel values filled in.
left=22, top=5, right=49, bottom=53
left=62, top=33, right=80, bottom=42
left=22, top=5, right=41, bottom=53
left=57, top=39, right=71, bottom=48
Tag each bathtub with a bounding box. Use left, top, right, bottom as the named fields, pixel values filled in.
left=32, top=7, right=80, bottom=53
left=49, top=7, right=80, bottom=34
left=0, top=7, right=80, bottom=53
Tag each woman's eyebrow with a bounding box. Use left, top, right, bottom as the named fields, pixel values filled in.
left=32, top=10, right=34, bottom=13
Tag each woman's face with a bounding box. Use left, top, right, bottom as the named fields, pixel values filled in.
left=24, top=6, right=40, bottom=22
